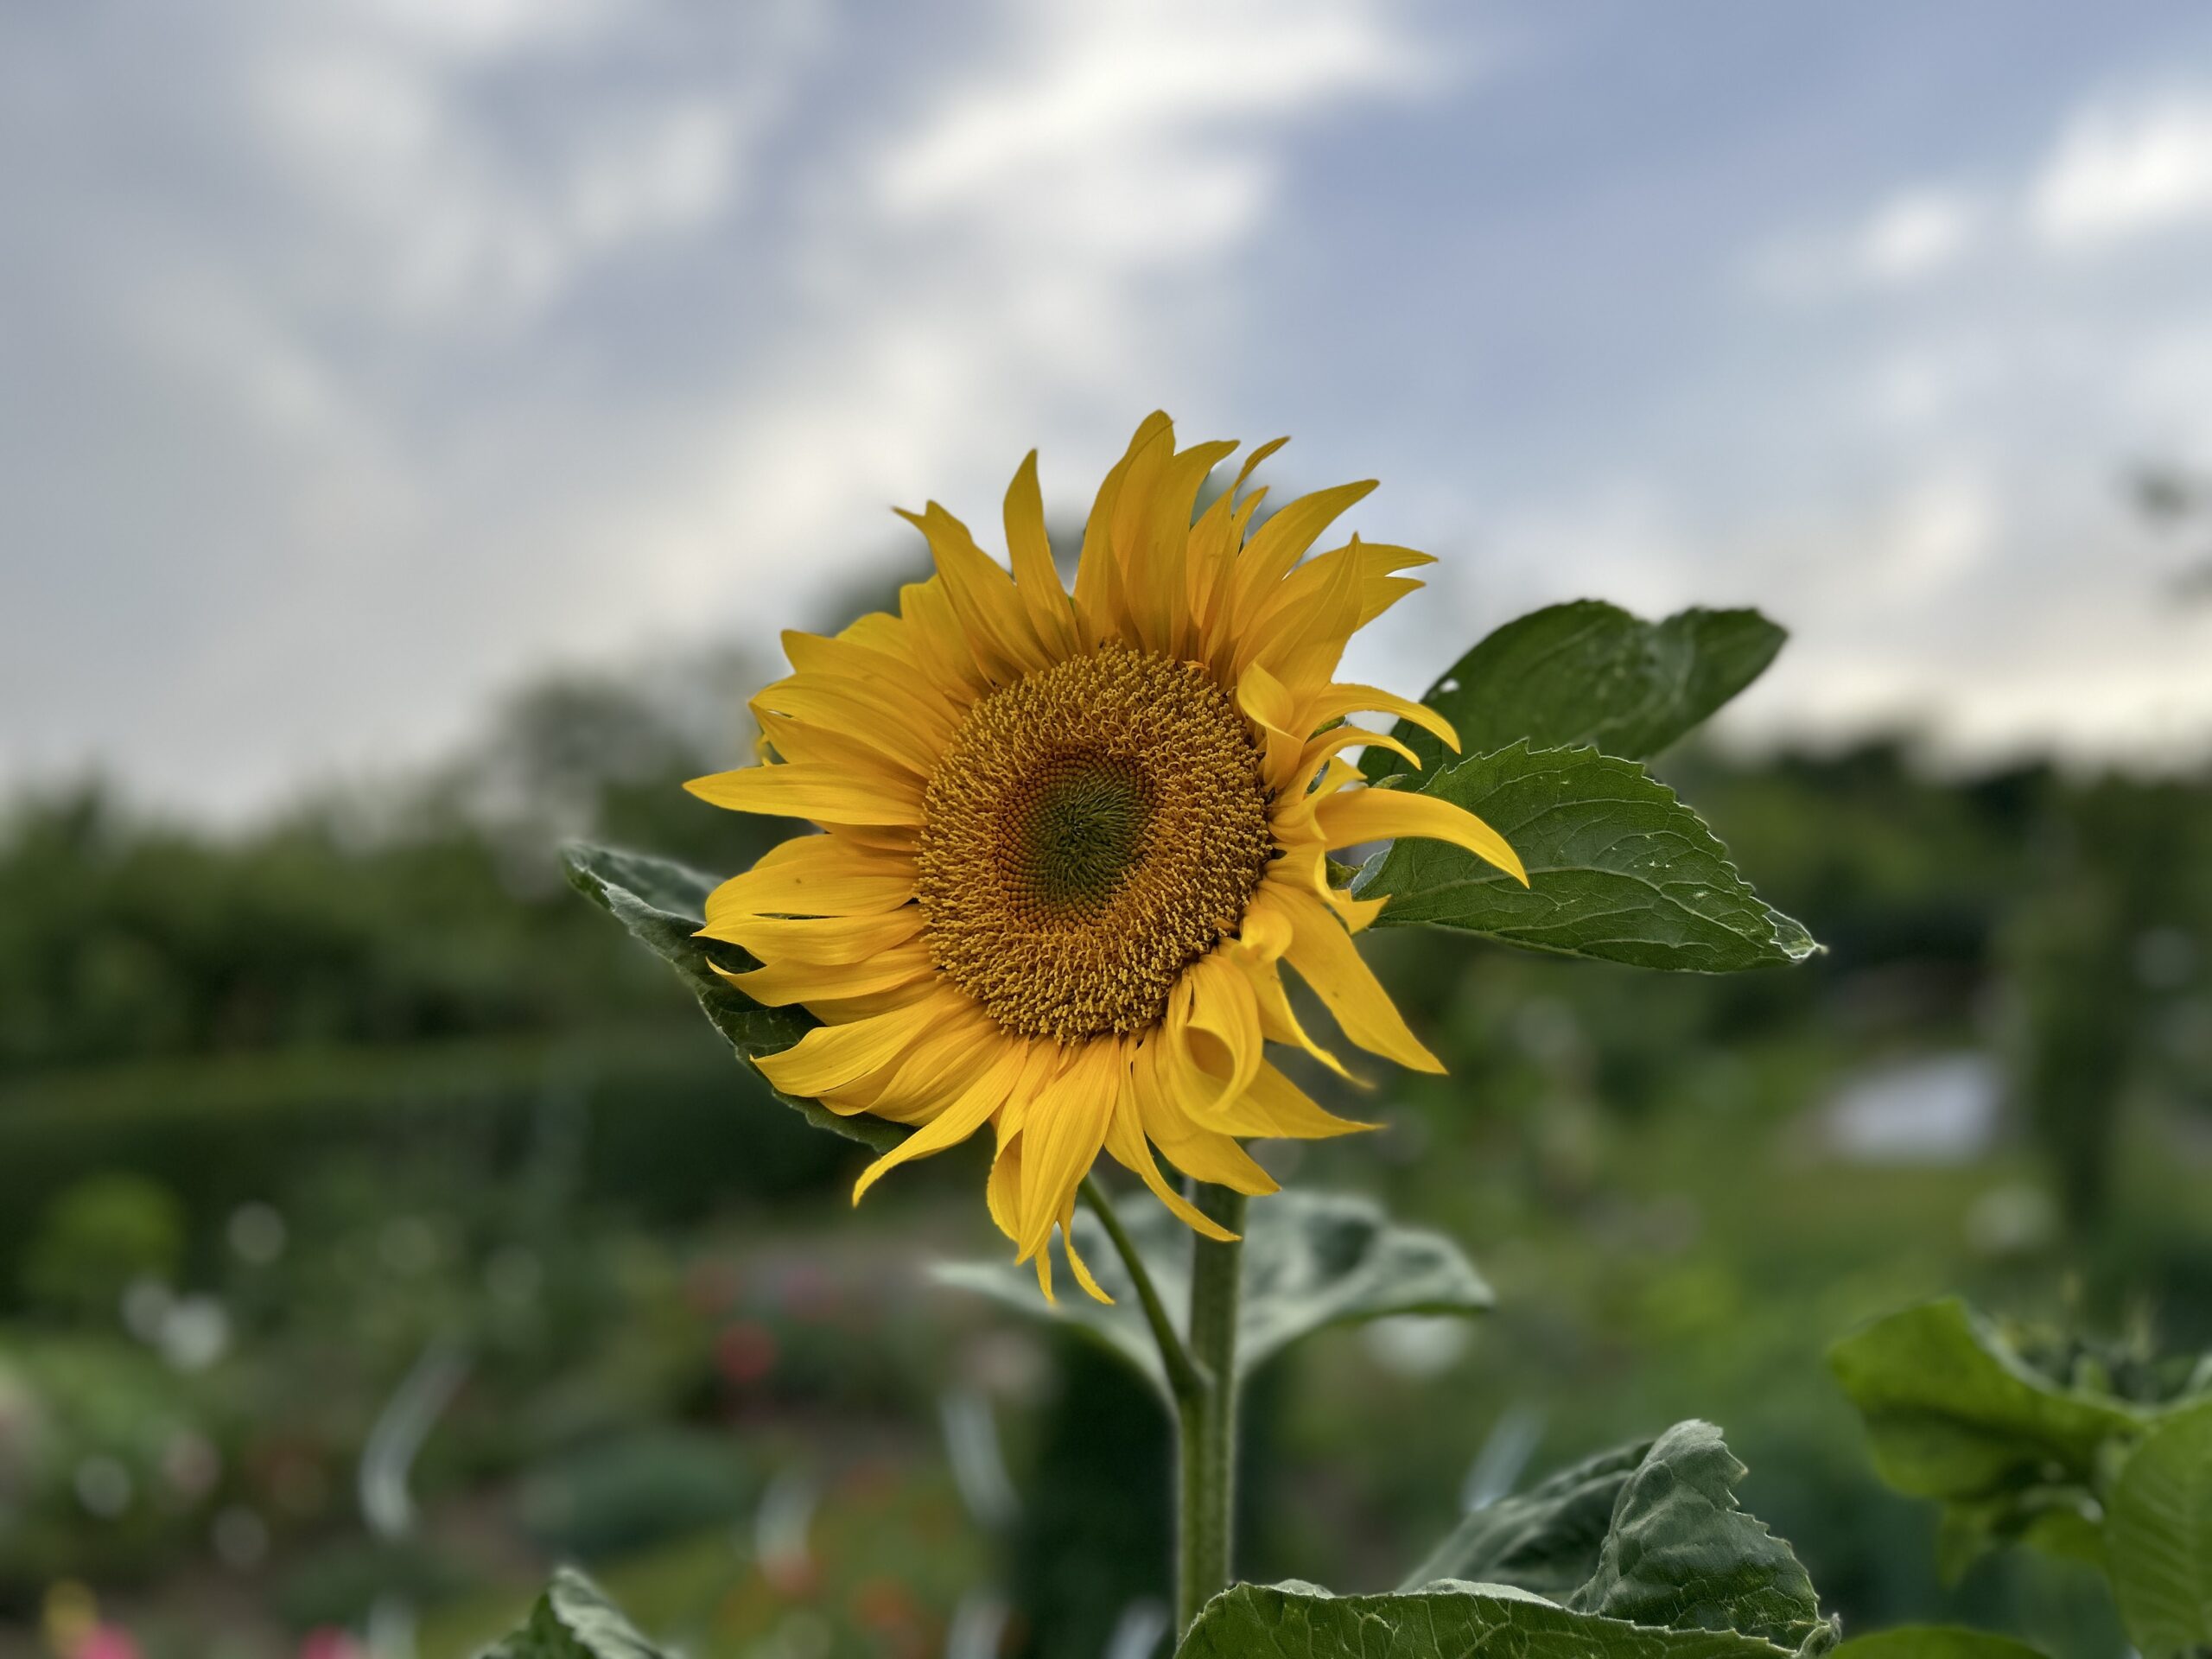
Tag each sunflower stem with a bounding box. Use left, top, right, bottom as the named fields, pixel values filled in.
left=1077, top=1177, right=1202, bottom=1402
left=1177, top=1183, right=1246, bottom=1634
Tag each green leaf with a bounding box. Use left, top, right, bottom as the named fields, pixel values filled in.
left=1830, top=1299, right=2149, bottom=1579
left=1830, top=1299, right=2146, bottom=1503
left=563, top=842, right=900, bottom=1151
left=478, top=1568, right=668, bottom=1657
left=1569, top=1422, right=1832, bottom=1654
left=1358, top=601, right=1786, bottom=783
left=2107, top=1397, right=2212, bottom=1658
left=1399, top=1436, right=1654, bottom=1595
left=1176, top=1580, right=1802, bottom=1659
left=1357, top=744, right=1817, bottom=972
left=934, top=1190, right=1491, bottom=1402
left=1827, top=1631, right=2048, bottom=1659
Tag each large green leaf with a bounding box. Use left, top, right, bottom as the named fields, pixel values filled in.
left=1830, top=1300, right=2146, bottom=1501
left=1827, top=1632, right=2047, bottom=1659
left=1399, top=1436, right=1654, bottom=1594
left=1357, top=744, right=1816, bottom=971
left=478, top=1569, right=667, bottom=1658
left=2107, top=1397, right=2212, bottom=1658
left=934, top=1190, right=1491, bottom=1402
left=1830, top=1300, right=2147, bottom=1579
left=563, top=842, right=899, bottom=1151
left=1569, top=1422, right=1832, bottom=1654
left=1358, top=601, right=1786, bottom=783
left=1177, top=1580, right=1802, bottom=1659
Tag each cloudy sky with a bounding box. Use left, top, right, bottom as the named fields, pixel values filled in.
left=6, top=0, right=2212, bottom=818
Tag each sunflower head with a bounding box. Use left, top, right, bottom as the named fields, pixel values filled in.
left=688, top=414, right=1525, bottom=1300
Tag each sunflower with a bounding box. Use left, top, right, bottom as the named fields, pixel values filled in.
left=688, top=414, right=1526, bottom=1299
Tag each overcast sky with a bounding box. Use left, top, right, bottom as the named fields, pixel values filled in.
left=7, top=0, right=2212, bottom=819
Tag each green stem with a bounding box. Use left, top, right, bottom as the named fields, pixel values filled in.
left=1077, top=1177, right=1203, bottom=1402
left=1178, top=1184, right=1246, bottom=1633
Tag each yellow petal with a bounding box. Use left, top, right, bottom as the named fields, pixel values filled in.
left=1058, top=1193, right=1112, bottom=1304
left=723, top=939, right=935, bottom=1007
left=749, top=676, right=947, bottom=772
left=685, top=763, right=923, bottom=827
left=1236, top=531, right=1370, bottom=690
left=1173, top=954, right=1263, bottom=1118
left=1236, top=915, right=1355, bottom=1081
left=1206, top=1060, right=1375, bottom=1141
left=1130, top=1039, right=1281, bottom=1196
left=826, top=1014, right=1000, bottom=1119
left=851, top=1041, right=1027, bottom=1203
left=1305, top=683, right=1461, bottom=760
left=698, top=906, right=922, bottom=962
left=1101, top=1076, right=1238, bottom=1242
left=1275, top=883, right=1443, bottom=1074
left=898, top=502, right=1052, bottom=681
left=754, top=988, right=962, bottom=1097
left=1015, top=1041, right=1121, bottom=1260
left=704, top=835, right=913, bottom=922
left=1314, top=787, right=1528, bottom=886
left=1003, top=450, right=1081, bottom=659
left=1235, top=661, right=1306, bottom=791
left=1120, top=436, right=1237, bottom=656
left=779, top=630, right=960, bottom=732
left=748, top=718, right=934, bottom=813
left=1230, top=479, right=1376, bottom=631
left=1074, top=414, right=1172, bottom=639
left=895, top=576, right=991, bottom=702
left=987, top=1128, right=1024, bottom=1243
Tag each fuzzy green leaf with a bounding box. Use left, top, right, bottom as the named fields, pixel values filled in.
left=1829, top=1299, right=2148, bottom=1579
left=2107, top=1398, right=2212, bottom=1658
left=1400, top=1436, right=1654, bottom=1595
left=1176, top=1580, right=1805, bottom=1659
left=1569, top=1422, right=1831, bottom=1653
left=1830, top=1299, right=2146, bottom=1502
left=1357, top=744, right=1816, bottom=971
left=1359, top=601, right=1785, bottom=783
left=1827, top=1632, right=2047, bottom=1659
left=934, top=1190, right=1491, bottom=1402
left=562, top=841, right=900, bottom=1151
left=478, top=1569, right=667, bottom=1658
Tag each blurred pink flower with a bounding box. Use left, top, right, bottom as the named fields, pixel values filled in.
left=296, top=1631, right=366, bottom=1659
left=77, top=1628, right=143, bottom=1659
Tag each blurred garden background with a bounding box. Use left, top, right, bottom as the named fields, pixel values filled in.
left=5, top=3, right=2212, bottom=1656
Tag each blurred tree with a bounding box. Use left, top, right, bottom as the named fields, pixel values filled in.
left=2000, top=775, right=2212, bottom=1241
left=22, top=1172, right=184, bottom=1321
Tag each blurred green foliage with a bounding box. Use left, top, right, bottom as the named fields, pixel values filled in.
left=0, top=640, right=2206, bottom=1657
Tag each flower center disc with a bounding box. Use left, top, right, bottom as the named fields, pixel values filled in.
left=916, top=642, right=1274, bottom=1043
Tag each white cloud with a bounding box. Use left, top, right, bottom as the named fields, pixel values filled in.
left=880, top=2, right=1421, bottom=219
left=0, top=0, right=1440, bottom=816
left=1856, top=189, right=1981, bottom=283
left=247, top=11, right=774, bottom=330
left=1746, top=184, right=1986, bottom=301
left=626, top=0, right=1436, bottom=626
left=2031, top=87, right=2212, bottom=249
left=1754, top=85, right=2212, bottom=302
left=1875, top=471, right=1997, bottom=599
